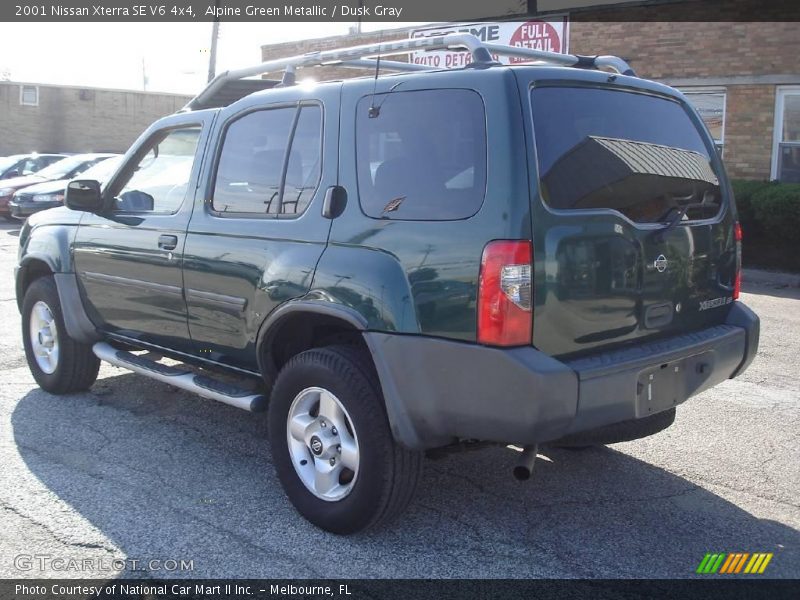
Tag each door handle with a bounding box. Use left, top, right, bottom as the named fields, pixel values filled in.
left=158, top=234, right=178, bottom=251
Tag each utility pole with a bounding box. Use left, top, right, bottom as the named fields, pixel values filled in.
left=207, top=1, right=220, bottom=82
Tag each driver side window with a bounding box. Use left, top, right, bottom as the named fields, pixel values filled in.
left=112, top=126, right=201, bottom=214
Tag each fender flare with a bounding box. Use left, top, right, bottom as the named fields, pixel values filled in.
left=255, top=300, right=368, bottom=376
left=53, top=273, right=101, bottom=344
left=17, top=255, right=100, bottom=344
left=255, top=299, right=426, bottom=449
left=16, top=253, right=59, bottom=311
left=19, top=252, right=59, bottom=273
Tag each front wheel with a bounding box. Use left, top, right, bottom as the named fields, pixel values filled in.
left=268, top=345, right=422, bottom=534
left=21, top=276, right=100, bottom=394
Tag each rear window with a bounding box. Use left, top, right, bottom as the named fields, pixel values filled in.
left=531, top=86, right=721, bottom=223
left=356, top=89, right=486, bottom=220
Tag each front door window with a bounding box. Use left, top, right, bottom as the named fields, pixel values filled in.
left=108, top=126, right=201, bottom=213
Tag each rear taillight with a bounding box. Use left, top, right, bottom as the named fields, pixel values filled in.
left=478, top=240, right=532, bottom=346
left=734, top=221, right=742, bottom=300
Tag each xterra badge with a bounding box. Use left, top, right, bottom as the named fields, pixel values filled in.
left=699, top=297, right=733, bottom=311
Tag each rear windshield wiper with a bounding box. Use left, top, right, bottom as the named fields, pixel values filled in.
left=653, top=202, right=707, bottom=240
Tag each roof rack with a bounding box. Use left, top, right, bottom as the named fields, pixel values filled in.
left=184, top=33, right=635, bottom=111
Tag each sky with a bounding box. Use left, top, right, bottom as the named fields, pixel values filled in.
left=0, top=22, right=421, bottom=95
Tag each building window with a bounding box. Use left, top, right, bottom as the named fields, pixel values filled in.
left=681, top=89, right=726, bottom=154
left=19, top=85, right=39, bottom=106
left=772, top=87, right=800, bottom=183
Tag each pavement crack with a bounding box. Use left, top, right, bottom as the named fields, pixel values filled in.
left=16, top=442, right=107, bottom=482
left=0, top=502, right=117, bottom=555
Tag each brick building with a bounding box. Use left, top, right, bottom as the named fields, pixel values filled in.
left=261, top=12, right=799, bottom=182
left=0, top=82, right=191, bottom=156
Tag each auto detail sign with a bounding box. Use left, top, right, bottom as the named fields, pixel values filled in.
left=410, top=18, right=570, bottom=69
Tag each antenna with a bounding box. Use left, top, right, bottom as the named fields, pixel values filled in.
left=368, top=31, right=383, bottom=118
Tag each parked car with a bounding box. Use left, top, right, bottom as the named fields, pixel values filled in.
left=15, top=34, right=759, bottom=534
left=0, top=153, right=115, bottom=220
left=9, top=155, right=122, bottom=220
left=0, top=153, right=67, bottom=179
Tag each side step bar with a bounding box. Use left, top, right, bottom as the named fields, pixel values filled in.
left=92, top=342, right=267, bottom=412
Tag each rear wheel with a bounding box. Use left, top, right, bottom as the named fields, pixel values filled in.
left=268, top=345, right=422, bottom=534
left=22, top=276, right=100, bottom=393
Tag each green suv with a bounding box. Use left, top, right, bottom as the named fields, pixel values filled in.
left=15, top=35, right=759, bottom=534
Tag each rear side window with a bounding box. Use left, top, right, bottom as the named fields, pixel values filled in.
left=356, top=89, right=486, bottom=220
left=531, top=86, right=721, bottom=223
left=212, top=104, right=322, bottom=217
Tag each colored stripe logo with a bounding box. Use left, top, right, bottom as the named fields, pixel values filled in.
left=696, top=552, right=774, bottom=574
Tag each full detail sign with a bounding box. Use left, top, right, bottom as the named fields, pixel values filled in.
left=410, top=18, right=569, bottom=69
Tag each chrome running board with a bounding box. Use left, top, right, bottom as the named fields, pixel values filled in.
left=92, top=342, right=267, bottom=412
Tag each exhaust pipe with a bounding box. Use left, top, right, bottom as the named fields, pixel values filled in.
left=513, top=444, right=538, bottom=481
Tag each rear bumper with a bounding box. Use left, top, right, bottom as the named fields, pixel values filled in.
left=366, top=301, right=759, bottom=450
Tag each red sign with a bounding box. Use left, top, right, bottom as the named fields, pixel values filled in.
left=508, top=21, right=562, bottom=62
left=410, top=18, right=569, bottom=68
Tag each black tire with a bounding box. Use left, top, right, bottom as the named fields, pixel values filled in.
left=22, top=276, right=100, bottom=394
left=268, top=345, right=423, bottom=534
left=4, top=214, right=18, bottom=222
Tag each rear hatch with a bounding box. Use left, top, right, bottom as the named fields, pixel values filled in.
left=524, top=79, right=738, bottom=357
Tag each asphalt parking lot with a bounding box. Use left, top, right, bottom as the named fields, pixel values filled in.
left=0, top=218, right=797, bottom=580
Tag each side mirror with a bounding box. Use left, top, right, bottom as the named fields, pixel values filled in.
left=5, top=170, right=19, bottom=179
left=322, top=185, right=347, bottom=219
left=65, top=180, right=104, bottom=212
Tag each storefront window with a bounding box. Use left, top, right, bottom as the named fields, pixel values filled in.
left=20, top=85, right=38, bottom=106
left=774, top=88, right=800, bottom=183
left=682, top=90, right=726, bottom=154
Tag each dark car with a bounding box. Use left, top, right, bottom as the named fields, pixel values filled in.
left=9, top=155, right=121, bottom=220
left=0, top=153, right=67, bottom=180
left=14, top=34, right=759, bottom=534
left=0, top=153, right=116, bottom=220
